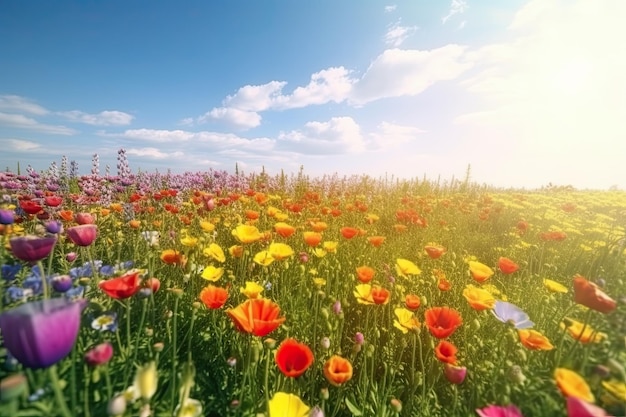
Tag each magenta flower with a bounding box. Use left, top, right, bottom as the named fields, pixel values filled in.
left=9, top=235, right=57, bottom=263
left=566, top=397, right=609, bottom=417
left=84, top=342, right=114, bottom=367
left=0, top=298, right=87, bottom=369
left=476, top=404, right=523, bottom=417
left=444, top=363, right=467, bottom=384
left=66, top=224, right=98, bottom=246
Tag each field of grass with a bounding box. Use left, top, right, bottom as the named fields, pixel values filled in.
left=0, top=159, right=624, bottom=417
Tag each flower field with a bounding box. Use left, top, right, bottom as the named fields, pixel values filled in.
left=0, top=155, right=625, bottom=417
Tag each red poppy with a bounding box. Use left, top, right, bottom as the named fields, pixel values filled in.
left=19, top=200, right=43, bottom=215
left=199, top=285, right=229, bottom=309
left=275, top=338, right=314, bottom=378
left=44, top=195, right=63, bottom=207
left=340, top=227, right=359, bottom=239
left=572, top=275, right=616, bottom=314
left=438, top=278, right=452, bottom=291
left=226, top=298, right=286, bottom=337
left=424, top=307, right=463, bottom=339
left=498, top=257, right=519, bottom=274
left=405, top=294, right=421, bottom=310
left=435, top=340, right=458, bottom=364
left=371, top=286, right=390, bottom=305
left=99, top=270, right=142, bottom=299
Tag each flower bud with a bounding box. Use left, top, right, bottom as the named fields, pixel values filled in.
left=320, top=337, right=330, bottom=350
left=390, top=398, right=402, bottom=413
left=507, top=365, right=527, bottom=384
left=444, top=363, right=467, bottom=385
left=332, top=300, right=342, bottom=315
left=0, top=373, right=28, bottom=403
left=153, top=342, right=164, bottom=352
left=354, top=332, right=364, bottom=345
left=264, top=338, right=277, bottom=350
left=107, top=394, right=127, bottom=416
left=227, top=357, right=237, bottom=367
left=320, top=387, right=329, bottom=401
left=65, top=252, right=77, bottom=262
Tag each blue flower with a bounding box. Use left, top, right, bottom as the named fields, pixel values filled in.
left=1, top=264, right=21, bottom=281
left=492, top=301, right=534, bottom=329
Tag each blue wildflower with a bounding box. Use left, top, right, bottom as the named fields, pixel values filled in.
left=1, top=264, right=21, bottom=281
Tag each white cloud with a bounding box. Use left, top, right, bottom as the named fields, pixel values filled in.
left=274, top=67, right=354, bottom=109
left=58, top=110, right=134, bottom=126
left=127, top=147, right=184, bottom=159
left=0, top=138, right=42, bottom=151
left=0, top=95, right=49, bottom=115
left=198, top=107, right=262, bottom=130
left=350, top=45, right=473, bottom=105
left=223, top=81, right=287, bottom=112
left=384, top=20, right=418, bottom=47
left=0, top=112, right=76, bottom=135
left=120, top=128, right=194, bottom=142
left=277, top=116, right=365, bottom=154
left=442, top=0, right=468, bottom=24
left=370, top=122, right=426, bottom=147
left=384, top=5, right=397, bottom=13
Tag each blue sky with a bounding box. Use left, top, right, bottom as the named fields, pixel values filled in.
left=1, top=0, right=624, bottom=189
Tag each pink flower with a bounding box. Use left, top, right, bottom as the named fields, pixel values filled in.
left=66, top=224, right=98, bottom=246
left=566, top=397, right=609, bottom=417
left=75, top=212, right=96, bottom=225
left=84, top=342, right=114, bottom=366
left=444, top=363, right=467, bottom=384
left=476, top=404, right=523, bottom=417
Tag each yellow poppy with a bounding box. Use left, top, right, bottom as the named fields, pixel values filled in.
left=554, top=368, right=594, bottom=403
left=544, top=279, right=568, bottom=293
left=203, top=243, right=225, bottom=263
left=201, top=265, right=224, bottom=282
left=395, top=258, right=421, bottom=278
left=560, top=318, right=607, bottom=344
left=322, top=241, right=338, bottom=253
left=232, top=224, right=262, bottom=244
left=468, top=261, right=494, bottom=283
left=353, top=284, right=374, bottom=305
left=462, top=285, right=496, bottom=311
left=240, top=281, right=264, bottom=299
left=268, top=392, right=310, bottom=417
left=393, top=308, right=421, bottom=334
left=253, top=250, right=275, bottom=266
left=268, top=242, right=294, bottom=260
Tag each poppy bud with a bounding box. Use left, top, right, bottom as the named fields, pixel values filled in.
left=320, top=337, right=330, bottom=350
left=66, top=252, right=77, bottom=262
left=507, top=365, right=527, bottom=384
left=444, top=364, right=467, bottom=385
left=0, top=373, right=28, bottom=403
left=153, top=342, right=164, bottom=352
left=332, top=300, right=342, bottom=315
left=320, top=387, right=329, bottom=401
left=107, top=394, right=127, bottom=416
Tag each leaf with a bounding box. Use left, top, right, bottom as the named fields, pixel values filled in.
left=345, top=397, right=363, bottom=416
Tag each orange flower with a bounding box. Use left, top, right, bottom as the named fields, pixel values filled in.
left=438, top=277, right=452, bottom=291
left=303, top=231, right=322, bottom=247
left=226, top=298, right=286, bottom=337
left=309, top=221, right=328, bottom=232
left=275, top=338, right=314, bottom=378
left=274, top=222, right=296, bottom=238
left=572, top=275, right=616, bottom=314
left=405, top=294, right=421, bottom=310
left=498, top=257, right=519, bottom=274
left=468, top=261, right=494, bottom=283
left=128, top=219, right=141, bottom=229
left=323, top=355, right=353, bottom=386
left=424, top=307, right=463, bottom=339
left=340, top=227, right=359, bottom=239
left=245, top=210, right=260, bottom=221
left=356, top=266, right=375, bottom=284
left=424, top=244, right=446, bottom=259
left=371, top=286, right=390, bottom=305
left=517, top=329, right=554, bottom=350
left=393, top=224, right=407, bottom=233
left=555, top=368, right=595, bottom=403
left=434, top=340, right=458, bottom=364
left=199, top=285, right=229, bottom=309
left=58, top=210, right=74, bottom=222
left=160, top=249, right=187, bottom=266
left=367, top=236, right=385, bottom=247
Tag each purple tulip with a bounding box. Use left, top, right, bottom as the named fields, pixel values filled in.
left=0, top=209, right=15, bottom=225
left=45, top=220, right=63, bottom=234
left=0, top=298, right=87, bottom=369
left=66, top=252, right=77, bottom=262
left=9, top=235, right=57, bottom=263
left=66, top=224, right=98, bottom=247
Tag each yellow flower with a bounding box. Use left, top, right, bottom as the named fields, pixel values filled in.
left=554, top=368, right=594, bottom=403
left=395, top=258, right=421, bottom=278
left=544, top=279, right=568, bottom=293
left=268, top=392, right=310, bottom=417
left=601, top=379, right=626, bottom=405
left=353, top=284, right=374, bottom=305
left=201, top=265, right=224, bottom=282
left=468, top=261, right=494, bottom=283
left=268, top=242, right=294, bottom=260
left=180, top=236, right=198, bottom=247
left=240, top=281, right=264, bottom=299
left=462, top=284, right=496, bottom=310
left=232, top=224, right=262, bottom=244
left=199, top=221, right=215, bottom=232
left=322, top=241, right=338, bottom=253
left=254, top=250, right=275, bottom=266
left=133, top=361, right=158, bottom=401
left=313, top=278, right=326, bottom=288
left=517, top=329, right=554, bottom=350
left=393, top=308, right=421, bottom=334
left=560, top=318, right=607, bottom=344
left=203, top=243, right=225, bottom=263
left=312, top=248, right=327, bottom=258
left=174, top=398, right=203, bottom=417
left=228, top=245, right=244, bottom=258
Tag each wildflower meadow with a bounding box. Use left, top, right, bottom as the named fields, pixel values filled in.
left=0, top=152, right=624, bottom=417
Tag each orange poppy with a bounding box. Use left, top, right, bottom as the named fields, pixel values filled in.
left=371, top=286, right=390, bottom=305
left=340, top=227, right=359, bottom=239
left=434, top=340, right=458, bottom=364
left=572, top=275, right=616, bottom=314
left=303, top=231, right=322, bottom=247
left=99, top=270, right=142, bottom=299
left=424, top=244, right=446, bottom=259
left=517, top=329, right=554, bottom=351
left=160, top=249, right=187, bottom=266
left=245, top=210, right=260, bottom=221
left=226, top=298, right=286, bottom=337
left=323, top=355, right=353, bottom=386
left=274, top=222, right=296, bottom=238
left=275, top=338, right=314, bottom=378
left=59, top=210, right=74, bottom=222
left=367, top=236, right=385, bottom=247
left=498, top=257, right=519, bottom=274
left=393, top=224, right=407, bottom=233
left=128, top=219, right=141, bottom=229
left=309, top=221, right=328, bottom=232
left=356, top=266, right=375, bottom=284
left=405, top=294, right=421, bottom=310
left=199, top=285, right=229, bottom=309
left=424, top=307, right=463, bottom=339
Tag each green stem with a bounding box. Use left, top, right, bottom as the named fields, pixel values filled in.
left=125, top=298, right=148, bottom=386
left=170, top=296, right=180, bottom=413
left=36, top=260, right=49, bottom=299
left=49, top=364, right=72, bottom=417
